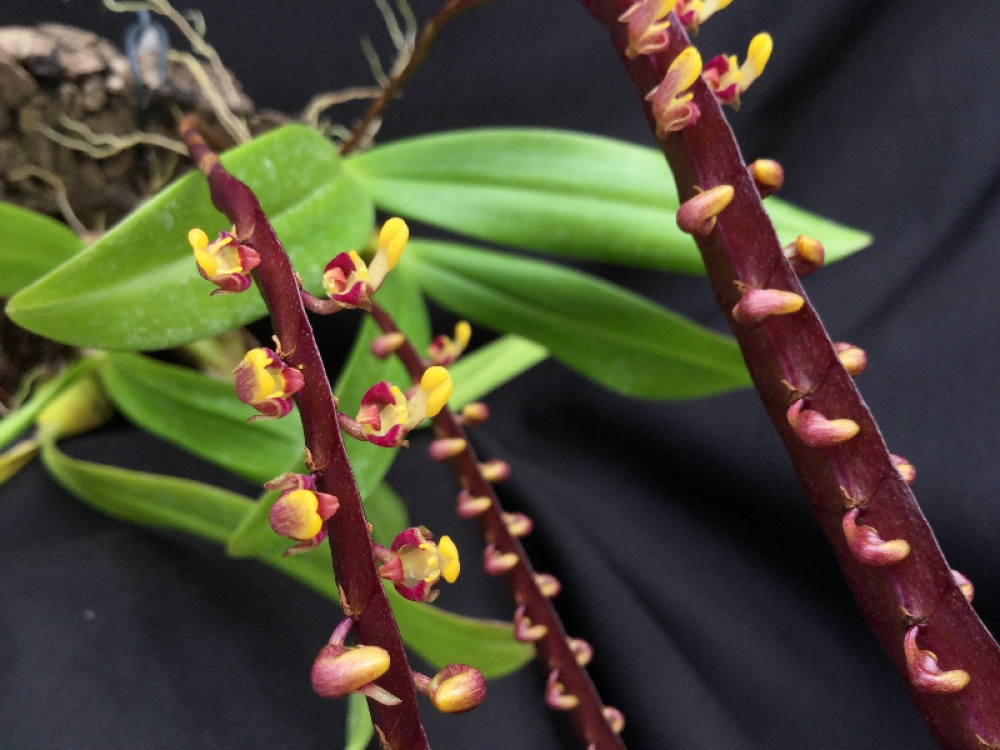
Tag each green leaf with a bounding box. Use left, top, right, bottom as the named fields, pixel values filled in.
left=346, top=128, right=871, bottom=273
left=98, top=353, right=303, bottom=484
left=447, top=335, right=548, bottom=408
left=403, top=239, right=751, bottom=399
left=0, top=202, right=83, bottom=296
left=41, top=440, right=253, bottom=544
left=7, top=125, right=373, bottom=350
left=345, top=693, right=374, bottom=750
left=335, top=265, right=431, bottom=501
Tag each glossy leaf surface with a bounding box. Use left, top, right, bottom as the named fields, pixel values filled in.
left=7, top=125, right=373, bottom=350
left=0, top=202, right=83, bottom=296
left=98, top=352, right=303, bottom=484
left=346, top=128, right=870, bottom=274
left=403, top=240, right=751, bottom=399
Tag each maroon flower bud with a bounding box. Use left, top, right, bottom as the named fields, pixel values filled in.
left=903, top=626, right=970, bottom=694
left=311, top=643, right=394, bottom=701
left=428, top=438, right=467, bottom=462
left=732, top=288, right=805, bottom=325
left=841, top=508, right=910, bottom=566
left=545, top=669, right=580, bottom=711
left=749, top=158, right=784, bottom=198
left=483, top=543, right=519, bottom=575
left=676, top=184, right=734, bottom=237
left=784, top=235, right=825, bottom=277
left=834, top=342, right=867, bottom=376
left=567, top=637, right=593, bottom=666
left=427, top=664, right=487, bottom=714
left=787, top=399, right=860, bottom=449
left=456, top=490, right=492, bottom=519
left=534, top=573, right=562, bottom=598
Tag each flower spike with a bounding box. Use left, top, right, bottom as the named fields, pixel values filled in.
left=703, top=32, right=773, bottom=108
left=321, top=217, right=409, bottom=310
left=618, top=0, right=676, bottom=58
left=377, top=527, right=460, bottom=603
left=647, top=45, right=703, bottom=136
left=903, top=627, right=971, bottom=694
left=674, top=0, right=733, bottom=33
left=428, top=320, right=472, bottom=365
left=234, top=347, right=304, bottom=421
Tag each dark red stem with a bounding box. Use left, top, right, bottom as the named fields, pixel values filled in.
left=370, top=302, right=626, bottom=750
left=576, top=4, right=1000, bottom=748
left=179, top=115, right=430, bottom=750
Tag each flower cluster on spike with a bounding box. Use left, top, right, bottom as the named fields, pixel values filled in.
left=647, top=46, right=703, bottom=136
left=703, top=32, right=773, bottom=108
left=341, top=366, right=453, bottom=447
left=674, top=0, right=733, bottom=33
left=375, top=526, right=460, bottom=603
left=322, top=217, right=409, bottom=310
left=234, top=347, right=304, bottom=421
left=428, top=320, right=472, bottom=365
left=188, top=226, right=260, bottom=295
left=264, top=473, right=339, bottom=556
left=618, top=0, right=676, bottom=58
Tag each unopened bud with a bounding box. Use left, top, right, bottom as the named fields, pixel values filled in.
left=732, top=288, right=805, bottom=325
left=952, top=569, right=974, bottom=603
left=36, top=374, right=113, bottom=441
left=514, top=604, right=548, bottom=642
left=428, top=438, right=467, bottom=462
left=480, top=459, right=511, bottom=483
left=567, top=637, right=593, bottom=666
left=483, top=543, right=519, bottom=575
left=311, top=644, right=393, bottom=700
left=787, top=399, right=860, bottom=449
left=841, top=508, right=910, bottom=566
left=834, top=342, right=867, bottom=376
left=370, top=332, right=406, bottom=358
left=903, top=626, right=970, bottom=694
left=545, top=670, right=580, bottom=711
left=749, top=158, right=784, bottom=198
left=459, top=401, right=490, bottom=426
left=534, top=573, right=562, bottom=598
left=456, top=490, right=492, bottom=519
left=676, top=185, right=735, bottom=237
left=503, top=512, right=534, bottom=537
left=426, top=664, right=487, bottom=714
left=603, top=706, right=625, bottom=734
left=783, top=235, right=825, bottom=277
left=890, top=453, right=916, bottom=485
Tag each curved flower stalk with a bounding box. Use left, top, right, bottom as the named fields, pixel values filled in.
left=576, top=3, right=1000, bottom=747
left=179, top=115, right=431, bottom=750
left=368, top=302, right=627, bottom=750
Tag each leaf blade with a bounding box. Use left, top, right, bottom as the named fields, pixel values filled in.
left=7, top=125, right=373, bottom=350
left=0, top=202, right=83, bottom=296
left=346, top=128, right=871, bottom=273
left=98, top=352, right=303, bottom=484
left=403, top=239, right=751, bottom=399
left=447, top=335, right=548, bottom=408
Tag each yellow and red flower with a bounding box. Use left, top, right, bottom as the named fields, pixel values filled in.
left=233, top=347, right=304, bottom=421
left=702, top=32, right=773, bottom=108
left=322, top=217, right=409, bottom=310
left=341, top=366, right=453, bottom=447
left=264, top=473, right=339, bottom=556
left=376, top=526, right=460, bottom=603
left=188, top=226, right=260, bottom=295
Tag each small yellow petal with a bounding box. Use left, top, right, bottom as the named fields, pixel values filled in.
left=748, top=32, right=773, bottom=76
left=421, top=366, right=453, bottom=417
left=379, top=217, right=409, bottom=270
left=188, top=228, right=209, bottom=252
left=670, top=46, right=704, bottom=92
left=454, top=321, right=472, bottom=350
left=439, top=535, right=461, bottom=583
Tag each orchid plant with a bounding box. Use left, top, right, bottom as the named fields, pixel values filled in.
left=0, top=1, right=995, bottom=749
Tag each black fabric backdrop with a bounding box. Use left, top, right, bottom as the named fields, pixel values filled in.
left=2, top=1, right=998, bottom=749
